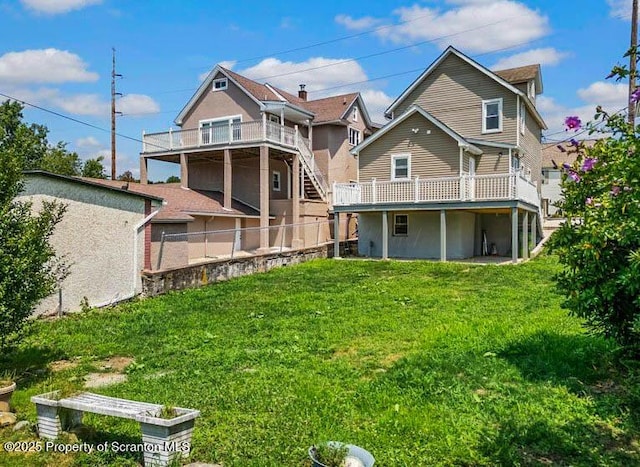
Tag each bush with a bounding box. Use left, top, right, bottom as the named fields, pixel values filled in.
left=549, top=107, right=640, bottom=353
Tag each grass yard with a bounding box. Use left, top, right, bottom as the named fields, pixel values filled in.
left=1, top=255, right=640, bottom=466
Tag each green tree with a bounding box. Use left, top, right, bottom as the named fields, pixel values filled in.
left=0, top=102, right=66, bottom=347
left=39, top=142, right=82, bottom=176
left=165, top=175, right=180, bottom=183
left=81, top=156, right=107, bottom=179
left=117, top=170, right=138, bottom=182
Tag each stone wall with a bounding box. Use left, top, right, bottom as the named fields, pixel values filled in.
left=141, top=240, right=356, bottom=297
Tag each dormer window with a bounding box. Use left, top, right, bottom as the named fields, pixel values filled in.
left=213, top=78, right=228, bottom=91
left=482, top=98, right=503, bottom=134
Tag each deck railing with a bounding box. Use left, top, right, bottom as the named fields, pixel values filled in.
left=333, top=173, right=539, bottom=207
left=142, top=120, right=329, bottom=202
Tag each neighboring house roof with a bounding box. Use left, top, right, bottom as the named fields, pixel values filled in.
left=494, top=64, right=543, bottom=93
left=302, top=93, right=373, bottom=128
left=85, top=180, right=261, bottom=222
left=542, top=140, right=597, bottom=168
left=384, top=45, right=547, bottom=129
left=23, top=171, right=164, bottom=203
left=351, top=104, right=482, bottom=156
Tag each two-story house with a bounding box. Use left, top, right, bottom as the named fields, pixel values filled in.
left=332, top=46, right=546, bottom=263
left=137, top=66, right=376, bottom=268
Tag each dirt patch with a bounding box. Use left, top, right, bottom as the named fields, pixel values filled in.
left=84, top=373, right=127, bottom=388
left=49, top=360, right=80, bottom=372
left=381, top=353, right=404, bottom=367
left=96, top=356, right=134, bottom=372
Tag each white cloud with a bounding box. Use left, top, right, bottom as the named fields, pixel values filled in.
left=21, top=0, right=101, bottom=14
left=53, top=93, right=109, bottom=116
left=541, top=82, right=628, bottom=137
left=607, top=0, right=630, bottom=20
left=338, top=1, right=549, bottom=54
left=239, top=57, right=368, bottom=94
left=76, top=136, right=102, bottom=150
left=492, top=48, right=569, bottom=70
left=0, top=49, right=98, bottom=84
left=219, top=60, right=237, bottom=70
left=360, top=89, right=394, bottom=124
left=118, top=94, right=161, bottom=116
left=335, top=14, right=383, bottom=30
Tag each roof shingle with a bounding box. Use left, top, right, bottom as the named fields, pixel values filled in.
left=494, top=64, right=540, bottom=84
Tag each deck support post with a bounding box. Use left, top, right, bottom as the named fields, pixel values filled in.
left=292, top=153, right=302, bottom=249
left=440, top=209, right=447, bottom=262
left=223, top=149, right=232, bottom=209
left=511, top=207, right=519, bottom=263
left=522, top=211, right=529, bottom=260
left=333, top=211, right=340, bottom=258
left=179, top=153, right=188, bottom=188
left=140, top=157, right=148, bottom=184
left=382, top=210, right=389, bottom=260
left=530, top=212, right=537, bottom=249
left=258, top=145, right=270, bottom=253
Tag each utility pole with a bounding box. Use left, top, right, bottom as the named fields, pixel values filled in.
left=111, top=48, right=122, bottom=180
left=629, top=0, right=638, bottom=124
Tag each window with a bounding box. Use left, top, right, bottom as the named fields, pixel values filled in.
left=520, top=101, right=526, bottom=135
left=348, top=127, right=361, bottom=146
left=268, top=114, right=280, bottom=124
left=394, top=214, right=408, bottom=236
left=541, top=169, right=549, bottom=185
left=213, top=78, right=228, bottom=91
left=391, top=154, right=410, bottom=180
left=482, top=98, right=503, bottom=133
left=200, top=115, right=241, bottom=144
left=353, top=106, right=359, bottom=122
left=272, top=171, right=281, bottom=191
left=511, top=155, right=521, bottom=174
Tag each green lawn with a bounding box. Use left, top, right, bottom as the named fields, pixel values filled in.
left=1, top=256, right=640, bottom=466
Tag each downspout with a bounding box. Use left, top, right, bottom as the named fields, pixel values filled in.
left=130, top=208, right=160, bottom=299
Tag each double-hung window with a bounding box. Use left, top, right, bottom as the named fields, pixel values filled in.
left=272, top=171, right=281, bottom=191
left=391, top=154, right=410, bottom=180
left=394, top=214, right=408, bottom=236
left=482, top=98, right=503, bottom=133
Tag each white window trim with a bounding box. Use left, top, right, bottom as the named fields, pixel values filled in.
left=391, top=153, right=411, bottom=180
left=212, top=78, right=228, bottom=91
left=268, top=114, right=280, bottom=124
left=393, top=214, right=408, bottom=237
left=348, top=127, right=361, bottom=146
left=353, top=106, right=359, bottom=122
left=482, top=98, right=503, bottom=134
left=272, top=170, right=281, bottom=191
left=520, top=101, right=526, bottom=135
left=199, top=114, right=242, bottom=127
left=528, top=80, right=536, bottom=99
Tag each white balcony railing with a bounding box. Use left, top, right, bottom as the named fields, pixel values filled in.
left=333, top=173, right=540, bottom=207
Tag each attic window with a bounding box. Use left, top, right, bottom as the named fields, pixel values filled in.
left=213, top=78, right=228, bottom=91
left=528, top=80, right=536, bottom=99
left=353, top=106, right=359, bottom=122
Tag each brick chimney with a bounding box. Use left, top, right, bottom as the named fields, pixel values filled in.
left=298, top=84, right=307, bottom=101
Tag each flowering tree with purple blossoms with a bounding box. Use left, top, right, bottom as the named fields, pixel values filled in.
left=549, top=100, right=640, bottom=352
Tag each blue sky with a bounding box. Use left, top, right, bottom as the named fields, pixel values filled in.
left=0, top=0, right=632, bottom=180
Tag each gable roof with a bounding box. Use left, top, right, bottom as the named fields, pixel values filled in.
left=384, top=46, right=547, bottom=129
left=495, top=64, right=543, bottom=94
left=351, top=104, right=482, bottom=156
left=303, top=93, right=373, bottom=127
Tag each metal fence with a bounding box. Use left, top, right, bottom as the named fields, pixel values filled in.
left=155, top=219, right=339, bottom=270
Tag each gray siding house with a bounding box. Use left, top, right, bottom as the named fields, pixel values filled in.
left=332, top=46, right=547, bottom=262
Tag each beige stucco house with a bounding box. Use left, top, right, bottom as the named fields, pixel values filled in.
left=139, top=66, right=377, bottom=268
left=333, top=46, right=547, bottom=263
left=19, top=171, right=162, bottom=314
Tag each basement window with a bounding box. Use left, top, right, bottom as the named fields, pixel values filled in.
left=394, top=214, right=408, bottom=236
left=213, top=78, right=228, bottom=91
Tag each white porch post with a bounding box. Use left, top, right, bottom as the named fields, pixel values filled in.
left=440, top=209, right=447, bottom=262
left=382, top=210, right=389, bottom=260
left=522, top=211, right=529, bottom=260
left=511, top=207, right=519, bottom=263
left=333, top=211, right=340, bottom=258
left=308, top=120, right=313, bottom=149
